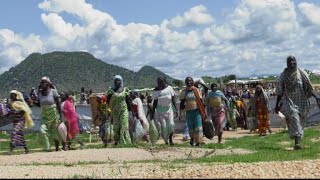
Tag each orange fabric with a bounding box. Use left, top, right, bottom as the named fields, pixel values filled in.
left=191, top=86, right=207, bottom=122
left=256, top=96, right=270, bottom=134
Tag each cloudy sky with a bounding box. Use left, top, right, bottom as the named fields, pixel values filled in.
left=0, top=0, right=320, bottom=80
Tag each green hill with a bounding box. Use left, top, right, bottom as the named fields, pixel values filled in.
left=0, top=51, right=177, bottom=98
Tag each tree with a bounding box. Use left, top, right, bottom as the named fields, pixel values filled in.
left=172, top=79, right=184, bottom=88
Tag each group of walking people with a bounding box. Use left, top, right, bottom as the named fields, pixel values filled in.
left=2, top=55, right=320, bottom=154
left=4, top=76, right=85, bottom=154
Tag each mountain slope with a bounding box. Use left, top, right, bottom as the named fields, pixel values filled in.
left=0, top=51, right=177, bottom=98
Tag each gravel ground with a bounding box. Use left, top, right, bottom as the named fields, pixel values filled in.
left=1, top=128, right=318, bottom=179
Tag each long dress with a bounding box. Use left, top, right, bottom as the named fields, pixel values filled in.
left=10, top=113, right=27, bottom=148
left=256, top=96, right=270, bottom=135
left=37, top=89, right=61, bottom=150
left=109, top=87, right=132, bottom=145
left=276, top=68, right=313, bottom=138
left=180, top=89, right=203, bottom=144
left=206, top=90, right=228, bottom=136
left=227, top=96, right=238, bottom=130
left=152, top=85, right=176, bottom=144
left=61, top=100, right=80, bottom=140
left=236, top=100, right=247, bottom=129
left=9, top=92, right=34, bottom=149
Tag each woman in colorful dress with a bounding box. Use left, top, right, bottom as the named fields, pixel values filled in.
left=180, top=77, right=206, bottom=146
left=251, top=84, right=271, bottom=136
left=107, top=75, right=132, bottom=145
left=152, top=77, right=178, bottom=145
left=96, top=94, right=108, bottom=146
left=7, top=90, right=34, bottom=155
left=225, top=90, right=239, bottom=131
left=60, top=92, right=85, bottom=150
left=34, top=76, right=64, bottom=151
left=205, top=83, right=229, bottom=144
left=236, top=97, right=247, bottom=130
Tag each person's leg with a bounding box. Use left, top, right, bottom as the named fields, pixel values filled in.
left=24, top=146, right=29, bottom=154
left=186, top=110, right=195, bottom=146
left=294, top=135, right=302, bottom=150
left=61, top=141, right=66, bottom=151
left=167, top=112, right=175, bottom=146
left=183, top=121, right=190, bottom=141
left=217, top=110, right=225, bottom=144
left=157, top=113, right=169, bottom=144
left=194, top=110, right=203, bottom=146
left=8, top=142, right=14, bottom=155
left=99, top=120, right=107, bottom=146
left=287, top=113, right=303, bottom=150
left=54, top=139, right=60, bottom=151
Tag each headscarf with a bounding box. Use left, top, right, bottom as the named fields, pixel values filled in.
left=41, top=76, right=51, bottom=84
left=111, top=75, right=124, bottom=92
left=10, top=90, right=34, bottom=128
left=283, top=68, right=313, bottom=97
left=40, top=76, right=56, bottom=89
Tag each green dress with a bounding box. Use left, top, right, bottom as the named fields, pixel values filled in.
left=108, top=87, right=132, bottom=145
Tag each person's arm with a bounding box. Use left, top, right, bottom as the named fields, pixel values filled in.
left=152, top=99, right=158, bottom=119
left=275, top=95, right=282, bottom=114
left=172, top=95, right=178, bottom=118
left=33, top=92, right=41, bottom=107
left=125, top=95, right=133, bottom=112
left=180, top=99, right=185, bottom=112
left=55, top=95, right=63, bottom=121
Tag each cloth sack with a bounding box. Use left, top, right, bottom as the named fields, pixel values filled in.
left=203, top=119, right=214, bottom=139
left=276, top=111, right=287, bottom=129
left=130, top=117, right=146, bottom=143
left=149, top=119, right=160, bottom=145
left=58, top=122, right=68, bottom=142
left=106, top=121, right=114, bottom=141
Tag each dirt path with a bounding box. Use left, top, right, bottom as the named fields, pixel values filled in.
left=2, top=128, right=318, bottom=179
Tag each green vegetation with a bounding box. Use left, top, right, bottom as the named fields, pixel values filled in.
left=2, top=127, right=320, bottom=164
left=192, top=127, right=320, bottom=164
left=310, top=73, right=320, bottom=84
left=0, top=51, right=178, bottom=98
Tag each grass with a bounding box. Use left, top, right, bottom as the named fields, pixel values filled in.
left=189, top=127, right=320, bottom=164
left=1, top=127, right=320, bottom=164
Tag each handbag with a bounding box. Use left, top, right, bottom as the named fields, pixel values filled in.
left=203, top=119, right=214, bottom=139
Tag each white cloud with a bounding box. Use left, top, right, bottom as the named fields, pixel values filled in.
left=168, top=5, right=214, bottom=28
left=0, top=29, right=43, bottom=72
left=298, top=3, right=320, bottom=26
left=1, top=0, right=320, bottom=80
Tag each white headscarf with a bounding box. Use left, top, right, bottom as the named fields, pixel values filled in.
left=41, top=76, right=51, bottom=83
left=111, top=75, right=124, bottom=91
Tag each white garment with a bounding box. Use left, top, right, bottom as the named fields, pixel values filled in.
left=152, top=86, right=176, bottom=113
left=132, top=97, right=149, bottom=133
